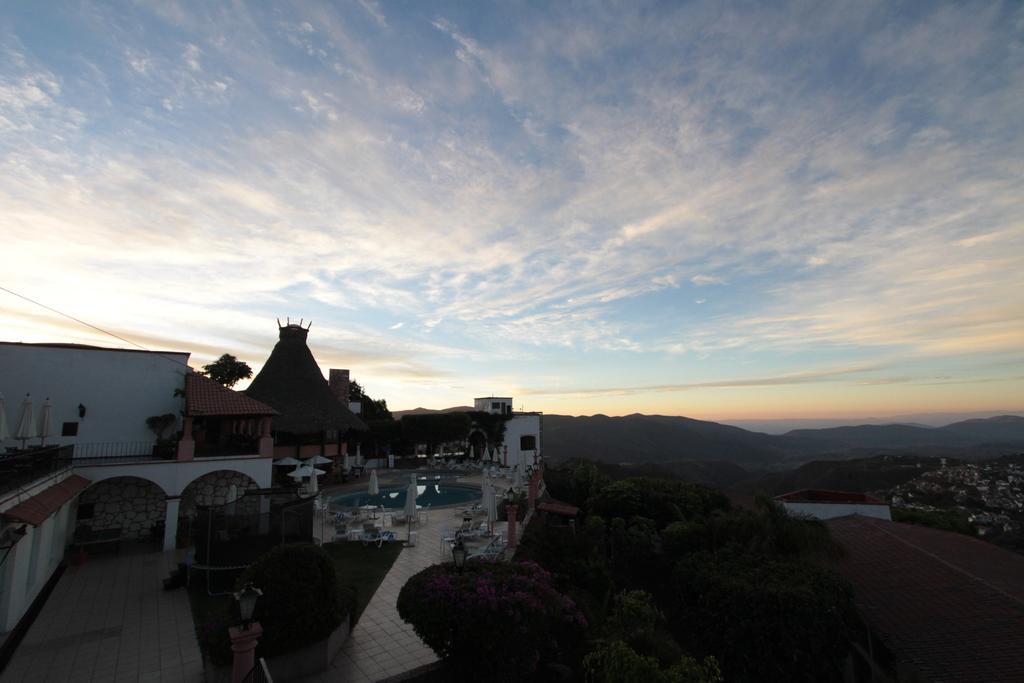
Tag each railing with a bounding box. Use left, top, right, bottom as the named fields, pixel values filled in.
left=242, top=657, right=273, bottom=682
left=0, top=445, right=74, bottom=497
left=73, top=441, right=176, bottom=465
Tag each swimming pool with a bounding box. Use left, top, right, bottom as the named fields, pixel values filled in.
left=330, top=481, right=481, bottom=509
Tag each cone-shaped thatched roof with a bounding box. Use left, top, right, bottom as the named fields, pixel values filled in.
left=245, top=323, right=367, bottom=435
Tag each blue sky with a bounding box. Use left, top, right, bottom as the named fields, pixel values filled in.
left=1, top=1, right=1022, bottom=419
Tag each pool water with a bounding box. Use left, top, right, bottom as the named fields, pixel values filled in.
left=331, top=482, right=480, bottom=509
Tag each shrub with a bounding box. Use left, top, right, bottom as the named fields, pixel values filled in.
left=236, top=544, right=349, bottom=658
left=583, top=640, right=722, bottom=683
left=589, top=478, right=729, bottom=527
left=671, top=549, right=853, bottom=682
left=398, top=560, right=587, bottom=681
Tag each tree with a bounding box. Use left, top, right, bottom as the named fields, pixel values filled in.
left=349, top=379, right=392, bottom=421
left=201, top=354, right=253, bottom=388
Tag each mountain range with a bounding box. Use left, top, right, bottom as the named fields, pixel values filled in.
left=541, top=413, right=1024, bottom=468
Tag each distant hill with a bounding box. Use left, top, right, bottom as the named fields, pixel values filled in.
left=555, top=457, right=750, bottom=489
left=542, top=413, right=1024, bottom=468
left=542, top=413, right=793, bottom=466
left=391, top=405, right=474, bottom=419
left=733, top=454, right=954, bottom=496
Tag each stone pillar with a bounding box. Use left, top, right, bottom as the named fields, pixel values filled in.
left=506, top=504, right=518, bottom=548
left=528, top=472, right=540, bottom=511
left=177, top=417, right=195, bottom=461
left=257, top=417, right=273, bottom=458
left=229, top=623, right=263, bottom=683
left=163, top=498, right=180, bottom=551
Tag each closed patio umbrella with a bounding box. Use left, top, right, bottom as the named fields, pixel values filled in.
left=0, top=393, right=9, bottom=443
left=512, top=464, right=522, bottom=490
left=368, top=468, right=379, bottom=496
left=485, top=481, right=498, bottom=531
left=403, top=474, right=418, bottom=520
left=37, top=398, right=54, bottom=446
left=355, top=443, right=363, bottom=467
left=15, top=394, right=35, bottom=450
left=342, top=452, right=350, bottom=471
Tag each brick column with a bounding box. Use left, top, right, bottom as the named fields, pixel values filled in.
left=177, top=417, right=195, bottom=461
left=230, top=623, right=263, bottom=683
left=506, top=504, right=519, bottom=548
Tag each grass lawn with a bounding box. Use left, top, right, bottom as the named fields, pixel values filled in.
left=186, top=540, right=404, bottom=665
left=322, top=540, right=403, bottom=624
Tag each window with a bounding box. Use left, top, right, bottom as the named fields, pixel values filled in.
left=61, top=421, right=79, bottom=437
left=492, top=402, right=501, bottom=410
left=520, top=435, right=536, bottom=450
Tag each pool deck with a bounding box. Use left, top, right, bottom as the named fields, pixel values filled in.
left=302, top=469, right=509, bottom=683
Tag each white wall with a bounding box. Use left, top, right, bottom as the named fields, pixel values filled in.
left=782, top=501, right=892, bottom=521
left=503, top=414, right=541, bottom=470
left=474, top=397, right=513, bottom=414
left=0, top=499, right=77, bottom=633
left=0, top=343, right=190, bottom=450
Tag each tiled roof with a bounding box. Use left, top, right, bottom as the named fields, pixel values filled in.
left=185, top=372, right=278, bottom=417
left=2, top=474, right=91, bottom=526
left=537, top=500, right=580, bottom=516
left=826, top=515, right=1024, bottom=682
left=777, top=489, right=886, bottom=504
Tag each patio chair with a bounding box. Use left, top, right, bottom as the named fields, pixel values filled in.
left=359, top=528, right=396, bottom=548
left=468, top=534, right=506, bottom=561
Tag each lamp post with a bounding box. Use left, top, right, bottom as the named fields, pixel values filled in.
left=229, top=583, right=263, bottom=683
left=504, top=488, right=519, bottom=549
left=451, top=534, right=467, bottom=574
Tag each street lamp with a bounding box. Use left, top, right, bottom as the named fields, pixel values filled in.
left=234, top=582, right=263, bottom=630
left=451, top=534, right=467, bottom=574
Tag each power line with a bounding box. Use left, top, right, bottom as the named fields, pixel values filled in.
left=0, top=284, right=192, bottom=369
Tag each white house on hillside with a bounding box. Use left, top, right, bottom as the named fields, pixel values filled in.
left=775, top=489, right=892, bottom=521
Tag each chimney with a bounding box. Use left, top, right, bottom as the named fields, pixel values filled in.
left=329, top=369, right=350, bottom=403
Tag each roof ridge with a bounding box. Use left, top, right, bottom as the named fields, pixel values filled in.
left=870, top=519, right=1024, bottom=609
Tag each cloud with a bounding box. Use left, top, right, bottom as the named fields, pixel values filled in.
left=691, top=275, right=726, bottom=287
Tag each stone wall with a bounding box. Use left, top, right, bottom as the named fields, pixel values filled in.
left=77, top=477, right=165, bottom=540
left=180, top=470, right=260, bottom=518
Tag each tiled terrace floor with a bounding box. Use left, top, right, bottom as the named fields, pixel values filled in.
left=302, top=471, right=507, bottom=682
left=1, top=549, right=203, bottom=683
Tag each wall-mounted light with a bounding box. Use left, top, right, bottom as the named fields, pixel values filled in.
left=78, top=404, right=86, bottom=419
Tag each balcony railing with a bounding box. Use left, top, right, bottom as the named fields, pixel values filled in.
left=0, top=445, right=74, bottom=497
left=72, top=441, right=176, bottom=466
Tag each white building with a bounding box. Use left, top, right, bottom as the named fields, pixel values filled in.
left=775, top=489, right=892, bottom=521
left=474, top=396, right=541, bottom=471
left=0, top=342, right=277, bottom=636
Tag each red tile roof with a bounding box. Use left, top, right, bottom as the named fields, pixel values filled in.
left=777, top=489, right=886, bottom=504
left=2, top=475, right=91, bottom=526
left=826, top=515, right=1024, bottom=682
left=185, top=372, right=278, bottom=417
left=537, top=500, right=580, bottom=516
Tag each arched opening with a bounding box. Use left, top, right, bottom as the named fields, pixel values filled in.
left=76, top=476, right=167, bottom=546
left=178, top=469, right=260, bottom=528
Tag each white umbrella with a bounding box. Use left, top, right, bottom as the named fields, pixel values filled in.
left=37, top=398, right=54, bottom=446
left=288, top=465, right=325, bottom=478
left=485, top=481, right=498, bottom=531
left=512, top=464, right=522, bottom=490
left=368, top=468, right=379, bottom=496
left=342, top=451, right=350, bottom=471
left=274, top=457, right=302, bottom=466
left=403, top=474, right=418, bottom=520
left=305, top=455, right=332, bottom=465
left=15, top=394, right=35, bottom=449
left=0, top=393, right=9, bottom=442
left=355, top=443, right=363, bottom=467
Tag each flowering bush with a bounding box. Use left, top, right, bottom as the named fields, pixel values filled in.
left=398, top=560, right=587, bottom=680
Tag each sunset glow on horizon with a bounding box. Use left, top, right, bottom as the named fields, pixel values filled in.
left=1, top=2, right=1022, bottom=421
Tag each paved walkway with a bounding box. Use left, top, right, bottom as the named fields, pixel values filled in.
left=302, top=472, right=508, bottom=682
left=1, top=550, right=203, bottom=683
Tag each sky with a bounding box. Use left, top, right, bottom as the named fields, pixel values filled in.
left=1, top=1, right=1022, bottom=421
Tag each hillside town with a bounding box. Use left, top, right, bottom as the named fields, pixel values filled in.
left=889, top=455, right=1024, bottom=547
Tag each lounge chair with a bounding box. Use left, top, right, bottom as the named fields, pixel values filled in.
left=359, top=528, right=396, bottom=548
left=468, top=534, right=506, bottom=561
